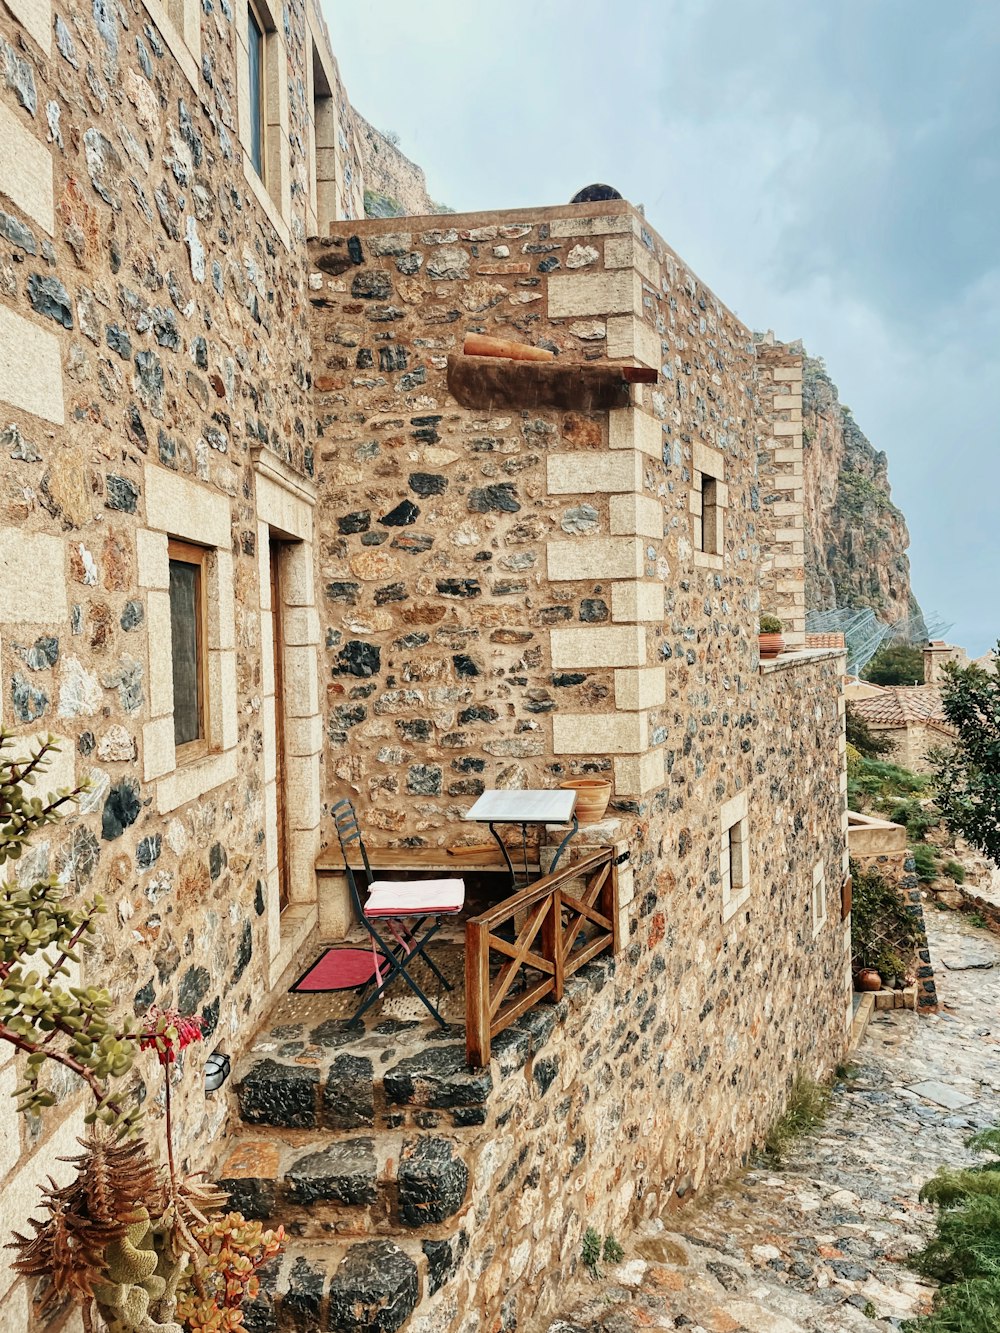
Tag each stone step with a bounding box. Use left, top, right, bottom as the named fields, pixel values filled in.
left=218, top=1129, right=471, bottom=1239
left=234, top=1028, right=493, bottom=1133
left=242, top=1235, right=449, bottom=1333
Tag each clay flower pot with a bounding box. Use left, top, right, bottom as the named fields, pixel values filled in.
left=758, top=632, right=785, bottom=661
left=559, top=778, right=612, bottom=824
left=855, top=968, right=882, bottom=992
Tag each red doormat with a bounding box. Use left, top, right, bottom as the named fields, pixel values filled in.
left=290, top=947, right=379, bottom=993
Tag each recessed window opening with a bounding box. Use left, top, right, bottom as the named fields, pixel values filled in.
left=702, top=475, right=719, bottom=555
left=168, top=539, right=210, bottom=756
left=247, top=1, right=265, bottom=179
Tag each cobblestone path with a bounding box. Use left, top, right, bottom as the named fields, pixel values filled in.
left=543, top=907, right=1000, bottom=1333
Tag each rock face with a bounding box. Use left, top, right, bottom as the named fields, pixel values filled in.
left=801, top=354, right=920, bottom=625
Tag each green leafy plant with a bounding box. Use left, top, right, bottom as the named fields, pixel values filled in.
left=904, top=1128, right=1000, bottom=1332
left=759, top=614, right=783, bottom=633
left=581, top=1226, right=602, bottom=1277
left=0, top=732, right=282, bottom=1331
left=970, top=913, right=988, bottom=930
left=850, top=861, right=919, bottom=979
left=943, top=860, right=966, bottom=884
left=602, top=1235, right=624, bottom=1264
left=929, top=648, right=1000, bottom=867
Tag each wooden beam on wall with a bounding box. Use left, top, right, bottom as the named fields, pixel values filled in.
left=446, top=354, right=655, bottom=413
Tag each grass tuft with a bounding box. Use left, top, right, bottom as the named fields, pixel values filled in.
left=762, top=1072, right=830, bottom=1165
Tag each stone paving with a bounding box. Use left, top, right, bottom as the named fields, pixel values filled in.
left=542, top=904, right=1000, bottom=1333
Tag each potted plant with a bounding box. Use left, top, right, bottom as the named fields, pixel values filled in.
left=758, top=614, right=785, bottom=660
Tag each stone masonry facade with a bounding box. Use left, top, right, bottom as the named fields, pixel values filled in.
left=0, top=0, right=851, bottom=1324
left=301, top=207, right=853, bottom=1327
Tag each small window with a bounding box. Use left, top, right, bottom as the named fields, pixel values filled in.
left=247, top=2, right=265, bottom=179
left=721, top=812, right=750, bottom=923
left=168, top=540, right=209, bottom=756
left=694, top=471, right=721, bottom=554
left=811, top=862, right=827, bottom=937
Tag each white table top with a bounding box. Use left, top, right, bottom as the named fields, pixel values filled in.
left=463, top=789, right=577, bottom=825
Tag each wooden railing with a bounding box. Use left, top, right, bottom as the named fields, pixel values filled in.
left=464, top=845, right=620, bottom=1068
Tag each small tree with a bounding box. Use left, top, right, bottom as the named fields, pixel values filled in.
left=930, top=647, right=1000, bottom=867
left=862, top=642, right=925, bottom=686
left=0, top=732, right=281, bottom=1330
left=845, top=701, right=893, bottom=759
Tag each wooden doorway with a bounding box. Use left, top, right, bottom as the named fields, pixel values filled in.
left=269, top=538, right=290, bottom=912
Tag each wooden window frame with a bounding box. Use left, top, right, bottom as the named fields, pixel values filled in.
left=168, top=538, right=211, bottom=764
left=247, top=0, right=266, bottom=182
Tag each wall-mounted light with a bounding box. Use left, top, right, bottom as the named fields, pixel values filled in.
left=204, top=1051, right=231, bottom=1093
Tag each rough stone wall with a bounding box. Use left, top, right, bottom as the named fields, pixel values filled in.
left=756, top=336, right=806, bottom=647
left=307, top=204, right=852, bottom=1329
left=352, top=109, right=439, bottom=217
left=404, top=654, right=851, bottom=1333
left=0, top=0, right=360, bottom=1320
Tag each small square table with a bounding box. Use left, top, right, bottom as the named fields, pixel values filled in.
left=463, top=789, right=578, bottom=890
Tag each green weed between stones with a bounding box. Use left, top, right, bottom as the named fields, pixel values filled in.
left=761, top=1071, right=831, bottom=1165
left=581, top=1228, right=624, bottom=1278
left=903, top=1128, right=1000, bottom=1332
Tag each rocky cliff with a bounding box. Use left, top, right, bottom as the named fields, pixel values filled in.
left=801, top=353, right=919, bottom=626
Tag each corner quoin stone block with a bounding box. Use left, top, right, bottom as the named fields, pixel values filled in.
left=547, top=269, right=642, bottom=319
left=609, top=493, right=663, bottom=538
left=0, top=530, right=67, bottom=622
left=609, top=408, right=662, bottom=458
left=613, top=749, right=664, bottom=796
left=0, top=305, right=64, bottom=425
left=0, top=100, right=54, bottom=232
left=550, top=625, right=646, bottom=670
left=552, top=711, right=648, bottom=756
left=546, top=451, right=643, bottom=496
left=611, top=580, right=664, bottom=623
left=546, top=536, right=644, bottom=582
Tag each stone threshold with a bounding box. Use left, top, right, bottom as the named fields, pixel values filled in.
left=846, top=992, right=875, bottom=1061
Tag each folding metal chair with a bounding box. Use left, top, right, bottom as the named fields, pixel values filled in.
left=330, top=798, right=465, bottom=1028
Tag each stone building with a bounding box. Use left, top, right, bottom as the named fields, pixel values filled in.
left=848, top=683, right=956, bottom=773
left=0, top=0, right=851, bottom=1327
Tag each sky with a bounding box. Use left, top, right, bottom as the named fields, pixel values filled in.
left=326, top=0, right=1000, bottom=657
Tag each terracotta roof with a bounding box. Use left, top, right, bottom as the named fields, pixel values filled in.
left=805, top=632, right=846, bottom=649
left=851, top=685, right=956, bottom=735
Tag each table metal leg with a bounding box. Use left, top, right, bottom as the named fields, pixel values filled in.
left=488, top=821, right=517, bottom=892
left=548, top=814, right=579, bottom=874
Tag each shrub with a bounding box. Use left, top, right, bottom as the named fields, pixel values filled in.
left=943, top=860, right=966, bottom=884
left=759, top=614, right=783, bottom=633
left=911, top=843, right=940, bottom=884
left=905, top=1129, right=1000, bottom=1332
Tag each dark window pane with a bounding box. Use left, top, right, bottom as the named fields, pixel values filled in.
left=169, top=559, right=201, bottom=746
left=248, top=6, right=263, bottom=177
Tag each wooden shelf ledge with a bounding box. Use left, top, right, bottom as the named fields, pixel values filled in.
left=446, top=355, right=656, bottom=412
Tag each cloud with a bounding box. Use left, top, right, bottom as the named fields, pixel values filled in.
left=323, top=0, right=1000, bottom=652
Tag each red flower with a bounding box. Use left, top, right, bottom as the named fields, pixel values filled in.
left=139, top=1006, right=204, bottom=1066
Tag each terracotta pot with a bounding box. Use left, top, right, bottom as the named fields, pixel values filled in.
left=855, top=968, right=882, bottom=992
left=758, top=632, right=785, bottom=661
left=559, top=778, right=612, bottom=824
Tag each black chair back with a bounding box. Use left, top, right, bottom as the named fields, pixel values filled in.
left=330, top=798, right=374, bottom=921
